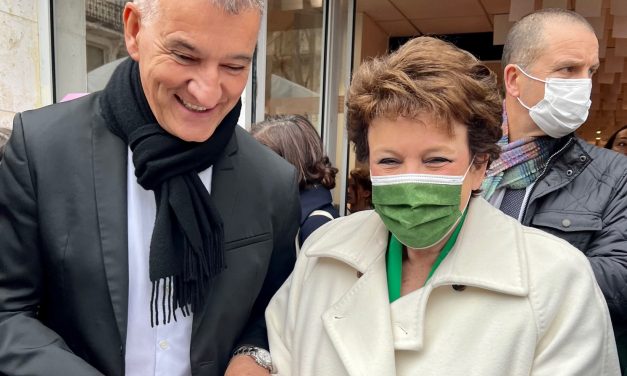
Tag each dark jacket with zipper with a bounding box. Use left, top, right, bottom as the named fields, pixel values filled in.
left=520, top=135, right=627, bottom=339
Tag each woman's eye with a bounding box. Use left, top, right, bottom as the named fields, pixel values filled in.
left=425, top=157, right=451, bottom=164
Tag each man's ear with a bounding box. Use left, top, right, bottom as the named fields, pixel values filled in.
left=123, top=3, right=142, bottom=61
left=503, top=64, right=521, bottom=98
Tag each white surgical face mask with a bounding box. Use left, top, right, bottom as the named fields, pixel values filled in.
left=515, top=65, right=592, bottom=138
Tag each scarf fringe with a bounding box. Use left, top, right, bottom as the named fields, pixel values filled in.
left=150, top=226, right=225, bottom=327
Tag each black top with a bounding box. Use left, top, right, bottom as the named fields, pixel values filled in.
left=299, top=185, right=339, bottom=246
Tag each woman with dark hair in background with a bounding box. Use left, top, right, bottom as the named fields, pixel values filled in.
left=347, top=167, right=373, bottom=213
left=252, top=114, right=339, bottom=246
left=605, top=125, right=627, bottom=156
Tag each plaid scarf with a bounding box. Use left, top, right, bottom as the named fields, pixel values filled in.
left=481, top=108, right=556, bottom=200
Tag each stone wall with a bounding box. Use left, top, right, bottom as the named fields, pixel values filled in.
left=0, top=0, right=45, bottom=129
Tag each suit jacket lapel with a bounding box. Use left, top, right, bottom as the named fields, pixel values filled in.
left=192, top=128, right=239, bottom=337
left=93, top=110, right=129, bottom=345
left=209, top=129, right=239, bottom=226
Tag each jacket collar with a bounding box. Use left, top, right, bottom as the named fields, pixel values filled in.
left=299, top=186, right=334, bottom=223
left=305, top=198, right=529, bottom=296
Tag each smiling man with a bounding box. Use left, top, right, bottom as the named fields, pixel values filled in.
left=0, top=1, right=300, bottom=375
left=482, top=9, right=627, bottom=371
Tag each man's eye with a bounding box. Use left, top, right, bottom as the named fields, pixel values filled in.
left=173, top=53, right=193, bottom=62
left=378, top=158, right=399, bottom=165
left=224, top=65, right=245, bottom=72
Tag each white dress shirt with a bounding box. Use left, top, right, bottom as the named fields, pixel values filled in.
left=124, top=148, right=213, bottom=376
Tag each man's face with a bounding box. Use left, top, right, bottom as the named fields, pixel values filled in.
left=517, top=21, right=599, bottom=110
left=124, top=0, right=260, bottom=142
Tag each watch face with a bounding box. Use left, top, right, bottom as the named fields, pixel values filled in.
left=255, top=349, right=272, bottom=366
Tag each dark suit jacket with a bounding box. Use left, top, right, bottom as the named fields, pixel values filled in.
left=0, top=94, right=300, bottom=376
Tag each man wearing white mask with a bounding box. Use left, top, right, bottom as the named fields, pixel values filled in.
left=482, top=8, right=627, bottom=371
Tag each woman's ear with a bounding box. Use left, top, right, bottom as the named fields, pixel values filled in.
left=471, top=155, right=489, bottom=190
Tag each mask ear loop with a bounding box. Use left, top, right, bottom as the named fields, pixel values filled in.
left=514, top=65, right=547, bottom=111
left=459, top=155, right=476, bottom=214
left=461, top=155, right=476, bottom=179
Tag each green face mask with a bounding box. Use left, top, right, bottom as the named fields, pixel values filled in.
left=371, top=164, right=472, bottom=249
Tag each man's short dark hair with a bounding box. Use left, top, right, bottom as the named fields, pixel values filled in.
left=502, top=8, right=595, bottom=69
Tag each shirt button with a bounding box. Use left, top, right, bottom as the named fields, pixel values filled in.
left=159, top=340, right=169, bottom=350
left=562, top=219, right=571, bottom=228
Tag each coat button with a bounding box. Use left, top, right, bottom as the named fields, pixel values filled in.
left=562, top=219, right=571, bottom=228
left=565, top=169, right=573, bottom=176
left=579, top=155, right=587, bottom=162
left=452, top=284, right=466, bottom=291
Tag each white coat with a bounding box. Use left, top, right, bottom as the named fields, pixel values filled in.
left=266, top=198, right=620, bottom=376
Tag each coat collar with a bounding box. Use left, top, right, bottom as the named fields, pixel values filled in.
left=306, top=198, right=529, bottom=297
left=307, top=199, right=530, bottom=374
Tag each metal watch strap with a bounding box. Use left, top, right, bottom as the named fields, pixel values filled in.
left=232, top=345, right=274, bottom=372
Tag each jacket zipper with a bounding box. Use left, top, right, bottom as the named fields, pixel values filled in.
left=519, top=138, right=575, bottom=224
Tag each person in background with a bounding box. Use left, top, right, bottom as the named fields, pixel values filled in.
left=0, top=127, right=10, bottom=161
left=483, top=9, right=627, bottom=372
left=252, top=114, right=338, bottom=246
left=265, top=36, right=619, bottom=376
left=0, top=0, right=300, bottom=375
left=347, top=167, right=372, bottom=213
left=605, top=125, right=627, bottom=156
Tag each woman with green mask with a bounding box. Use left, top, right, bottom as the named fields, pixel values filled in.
left=265, top=37, right=620, bottom=375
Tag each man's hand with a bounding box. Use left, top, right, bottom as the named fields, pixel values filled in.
left=225, top=355, right=271, bottom=376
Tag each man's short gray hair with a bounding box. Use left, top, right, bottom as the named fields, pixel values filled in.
left=134, top=0, right=264, bottom=23
left=502, top=8, right=595, bottom=69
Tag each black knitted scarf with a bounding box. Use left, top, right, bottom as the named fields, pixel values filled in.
left=102, top=58, right=239, bottom=326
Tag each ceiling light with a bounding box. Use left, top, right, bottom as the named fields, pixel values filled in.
left=596, top=130, right=602, bottom=134
left=596, top=137, right=602, bottom=140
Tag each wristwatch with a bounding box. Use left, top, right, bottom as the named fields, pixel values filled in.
left=232, top=345, right=274, bottom=373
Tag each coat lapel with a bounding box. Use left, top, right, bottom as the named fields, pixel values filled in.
left=92, top=107, right=129, bottom=345
left=321, top=252, right=397, bottom=376
left=307, top=211, right=397, bottom=376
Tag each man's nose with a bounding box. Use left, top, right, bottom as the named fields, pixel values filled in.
left=187, top=67, right=222, bottom=108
